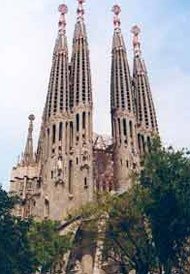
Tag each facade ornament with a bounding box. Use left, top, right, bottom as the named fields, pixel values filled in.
left=53, top=155, right=64, bottom=185
left=112, top=4, right=121, bottom=29
left=77, top=0, right=85, bottom=19
left=58, top=4, right=68, bottom=35
left=131, top=25, right=141, bottom=57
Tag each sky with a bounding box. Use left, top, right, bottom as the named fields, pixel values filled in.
left=0, top=0, right=190, bottom=190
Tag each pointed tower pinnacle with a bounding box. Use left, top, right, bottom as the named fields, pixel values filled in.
left=111, top=4, right=126, bottom=50
left=77, top=0, right=85, bottom=20
left=58, top=4, right=68, bottom=35
left=23, top=114, right=35, bottom=166
left=132, top=25, right=158, bottom=155
left=68, top=0, right=93, bottom=206
left=45, top=3, right=69, bottom=120
left=70, top=0, right=92, bottom=108
left=34, top=1, right=93, bottom=220
left=112, top=4, right=121, bottom=29
left=110, top=5, right=138, bottom=193
left=131, top=25, right=141, bottom=58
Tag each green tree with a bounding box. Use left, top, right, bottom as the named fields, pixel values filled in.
left=28, top=220, right=72, bottom=274
left=0, top=186, right=72, bottom=274
left=73, top=190, right=158, bottom=274
left=0, top=186, right=36, bottom=274
left=102, top=188, right=158, bottom=274
left=72, top=139, right=190, bottom=273
left=140, top=139, right=190, bottom=273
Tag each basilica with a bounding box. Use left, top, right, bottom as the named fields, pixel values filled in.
left=9, top=1, right=158, bottom=272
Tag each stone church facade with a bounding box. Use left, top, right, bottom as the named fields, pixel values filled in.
left=9, top=1, right=158, bottom=273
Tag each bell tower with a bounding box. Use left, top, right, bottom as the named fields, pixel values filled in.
left=110, top=5, right=138, bottom=193
left=131, top=25, right=158, bottom=156
left=35, top=1, right=93, bottom=220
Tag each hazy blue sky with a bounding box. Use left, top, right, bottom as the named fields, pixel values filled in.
left=0, top=0, right=190, bottom=189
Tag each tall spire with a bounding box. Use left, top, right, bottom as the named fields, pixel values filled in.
left=132, top=25, right=158, bottom=154
left=44, top=3, right=69, bottom=120
left=70, top=0, right=92, bottom=108
left=111, top=4, right=126, bottom=50
left=110, top=5, right=138, bottom=192
left=111, top=4, right=133, bottom=113
left=23, top=114, right=35, bottom=166
left=34, top=0, right=94, bottom=220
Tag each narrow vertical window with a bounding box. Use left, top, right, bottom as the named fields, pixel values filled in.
left=112, top=120, right=115, bottom=138
left=76, top=114, right=80, bottom=132
left=123, top=119, right=127, bottom=136
left=147, top=136, right=151, bottom=152
left=142, top=135, right=146, bottom=153
left=88, top=112, right=91, bottom=139
left=47, top=128, right=50, bottom=155
left=82, top=112, right=86, bottom=129
left=44, top=199, right=50, bottom=219
left=118, top=118, right=121, bottom=144
left=118, top=118, right=121, bottom=135
left=59, top=122, right=63, bottom=141
left=68, top=160, right=73, bottom=194
left=65, top=122, right=68, bottom=154
left=84, top=177, right=88, bottom=188
left=129, top=121, right=133, bottom=138
left=52, top=124, right=56, bottom=144
left=69, top=122, right=73, bottom=149
left=138, top=134, right=141, bottom=152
